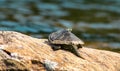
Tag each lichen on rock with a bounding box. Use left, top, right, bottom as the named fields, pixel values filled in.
left=44, top=59, right=58, bottom=71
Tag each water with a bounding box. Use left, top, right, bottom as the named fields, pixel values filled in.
left=0, top=0, right=120, bottom=53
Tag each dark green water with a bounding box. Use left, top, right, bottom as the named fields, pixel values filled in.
left=0, top=0, right=120, bottom=52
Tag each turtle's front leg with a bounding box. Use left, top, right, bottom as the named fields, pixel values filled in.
left=72, top=45, right=83, bottom=58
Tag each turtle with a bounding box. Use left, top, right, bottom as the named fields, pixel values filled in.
left=48, top=29, right=84, bottom=58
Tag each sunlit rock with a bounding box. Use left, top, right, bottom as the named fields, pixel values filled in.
left=0, top=31, right=120, bottom=71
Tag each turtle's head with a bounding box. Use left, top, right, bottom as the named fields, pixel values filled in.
left=66, top=28, right=72, bottom=32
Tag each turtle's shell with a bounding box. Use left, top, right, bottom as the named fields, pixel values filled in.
left=48, top=29, right=84, bottom=45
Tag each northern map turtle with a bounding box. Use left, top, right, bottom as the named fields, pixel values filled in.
left=48, top=29, right=84, bottom=58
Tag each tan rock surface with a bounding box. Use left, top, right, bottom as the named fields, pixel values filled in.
left=0, top=31, right=120, bottom=71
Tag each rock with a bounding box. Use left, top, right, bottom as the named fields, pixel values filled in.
left=0, top=31, right=120, bottom=71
